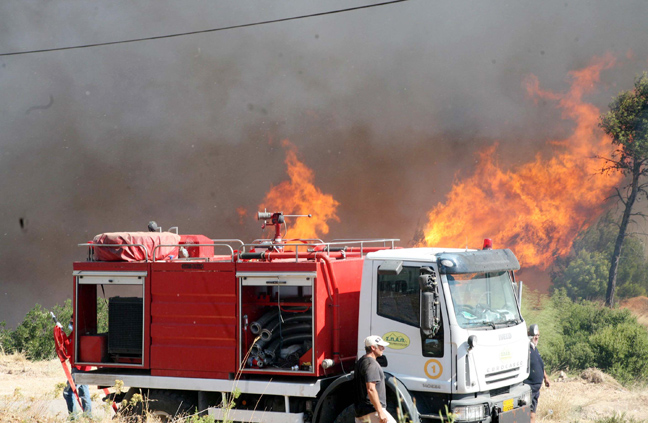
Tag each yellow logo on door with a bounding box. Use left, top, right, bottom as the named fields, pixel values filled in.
left=424, top=359, right=443, bottom=379
left=382, top=332, right=410, bottom=350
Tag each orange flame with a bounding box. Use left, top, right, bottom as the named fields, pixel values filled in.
left=236, top=207, right=248, bottom=225
left=260, top=140, right=340, bottom=240
left=420, top=54, right=623, bottom=269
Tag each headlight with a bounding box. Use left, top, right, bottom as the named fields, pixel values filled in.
left=519, top=389, right=531, bottom=407
left=452, top=404, right=488, bottom=421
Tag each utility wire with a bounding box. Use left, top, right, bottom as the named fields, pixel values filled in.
left=0, top=0, right=408, bottom=57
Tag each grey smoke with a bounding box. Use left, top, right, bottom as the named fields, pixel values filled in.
left=1, top=0, right=648, bottom=327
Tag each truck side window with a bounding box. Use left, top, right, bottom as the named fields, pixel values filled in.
left=377, top=266, right=420, bottom=327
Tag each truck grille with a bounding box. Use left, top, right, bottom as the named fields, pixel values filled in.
left=485, top=367, right=520, bottom=384
left=490, top=386, right=510, bottom=397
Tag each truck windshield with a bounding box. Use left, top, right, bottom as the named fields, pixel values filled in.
left=446, top=271, right=521, bottom=329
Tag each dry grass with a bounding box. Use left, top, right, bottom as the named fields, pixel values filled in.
left=4, top=351, right=648, bottom=423
left=621, top=296, right=648, bottom=329
left=535, top=370, right=648, bottom=423
left=0, top=352, right=213, bottom=423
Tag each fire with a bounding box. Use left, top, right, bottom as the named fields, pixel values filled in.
left=236, top=207, right=248, bottom=225
left=260, top=140, right=340, bottom=240
left=419, top=54, right=623, bottom=269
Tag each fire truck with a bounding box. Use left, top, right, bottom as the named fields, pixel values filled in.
left=70, top=212, right=531, bottom=423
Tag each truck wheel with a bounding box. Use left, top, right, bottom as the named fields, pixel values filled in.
left=134, top=390, right=197, bottom=422
left=333, top=404, right=356, bottom=423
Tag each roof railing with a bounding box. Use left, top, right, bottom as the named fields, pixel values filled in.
left=238, top=238, right=399, bottom=261
left=152, top=243, right=235, bottom=262
left=78, top=243, right=150, bottom=262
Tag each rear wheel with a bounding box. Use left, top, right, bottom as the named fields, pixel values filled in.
left=125, top=389, right=197, bottom=422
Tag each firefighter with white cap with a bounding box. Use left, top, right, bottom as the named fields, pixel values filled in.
left=353, top=335, right=396, bottom=423
left=523, top=324, right=550, bottom=423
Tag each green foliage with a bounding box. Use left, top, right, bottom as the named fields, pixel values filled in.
left=551, top=212, right=648, bottom=301
left=0, top=321, right=9, bottom=354
left=0, top=298, right=108, bottom=361
left=531, top=290, right=648, bottom=384
left=600, top=72, right=648, bottom=169
left=553, top=250, right=608, bottom=300
left=97, top=297, right=109, bottom=333
left=1, top=302, right=72, bottom=360
left=185, top=414, right=216, bottom=423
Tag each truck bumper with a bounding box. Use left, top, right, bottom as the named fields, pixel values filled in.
left=495, top=405, right=530, bottom=423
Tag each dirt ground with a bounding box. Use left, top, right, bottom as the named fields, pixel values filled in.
left=1, top=352, right=647, bottom=423
left=0, top=353, right=111, bottom=422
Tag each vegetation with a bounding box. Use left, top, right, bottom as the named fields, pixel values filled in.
left=0, top=298, right=108, bottom=360
left=522, top=289, right=648, bottom=385
left=594, top=414, right=646, bottom=423
left=552, top=212, right=648, bottom=302
left=599, top=72, right=648, bottom=307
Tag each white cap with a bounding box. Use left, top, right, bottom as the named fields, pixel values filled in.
left=365, top=335, right=389, bottom=348
left=528, top=324, right=539, bottom=337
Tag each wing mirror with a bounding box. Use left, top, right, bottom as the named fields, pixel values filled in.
left=419, top=267, right=440, bottom=337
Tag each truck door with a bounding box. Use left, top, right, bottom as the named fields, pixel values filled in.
left=370, top=261, right=452, bottom=394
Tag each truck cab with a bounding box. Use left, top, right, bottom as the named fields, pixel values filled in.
left=356, top=248, right=531, bottom=422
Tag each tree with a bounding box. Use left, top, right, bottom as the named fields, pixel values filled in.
left=600, top=72, right=648, bottom=307
left=551, top=212, right=648, bottom=301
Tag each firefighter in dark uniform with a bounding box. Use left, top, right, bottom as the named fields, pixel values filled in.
left=523, top=324, right=550, bottom=423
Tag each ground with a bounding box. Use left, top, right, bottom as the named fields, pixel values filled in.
left=0, top=353, right=110, bottom=422
left=0, top=352, right=647, bottom=423
left=2, top=297, right=648, bottom=422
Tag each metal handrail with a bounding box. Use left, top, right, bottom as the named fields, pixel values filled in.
left=78, top=243, right=150, bottom=262
left=238, top=238, right=399, bottom=259
left=211, top=239, right=245, bottom=247
left=152, top=243, right=235, bottom=262
left=250, top=238, right=326, bottom=245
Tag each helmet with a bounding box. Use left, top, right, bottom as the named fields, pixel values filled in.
left=527, top=324, right=539, bottom=337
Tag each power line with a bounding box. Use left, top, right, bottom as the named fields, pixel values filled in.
left=0, top=0, right=408, bottom=57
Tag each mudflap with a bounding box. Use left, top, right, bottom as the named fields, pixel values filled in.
left=495, top=405, right=531, bottom=423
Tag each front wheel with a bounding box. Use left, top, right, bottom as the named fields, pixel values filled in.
left=334, top=404, right=356, bottom=423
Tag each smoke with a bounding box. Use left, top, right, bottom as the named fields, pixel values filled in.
left=1, top=0, right=648, bottom=327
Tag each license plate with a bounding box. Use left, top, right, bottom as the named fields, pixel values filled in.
left=503, top=398, right=514, bottom=412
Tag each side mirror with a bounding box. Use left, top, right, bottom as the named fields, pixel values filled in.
left=418, top=267, right=436, bottom=291
left=421, top=292, right=440, bottom=337
left=420, top=267, right=440, bottom=337
left=376, top=355, right=388, bottom=367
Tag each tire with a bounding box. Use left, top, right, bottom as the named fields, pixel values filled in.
left=333, top=404, right=356, bottom=423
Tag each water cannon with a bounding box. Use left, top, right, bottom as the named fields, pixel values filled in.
left=257, top=211, right=312, bottom=244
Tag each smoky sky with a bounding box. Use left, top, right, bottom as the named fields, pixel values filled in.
left=1, top=0, right=648, bottom=327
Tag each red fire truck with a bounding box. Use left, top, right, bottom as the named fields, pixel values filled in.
left=71, top=212, right=531, bottom=423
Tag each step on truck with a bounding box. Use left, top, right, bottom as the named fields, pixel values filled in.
left=71, top=212, right=531, bottom=423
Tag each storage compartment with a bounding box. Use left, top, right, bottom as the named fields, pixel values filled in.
left=239, top=272, right=315, bottom=374
left=74, top=268, right=146, bottom=367
left=108, top=297, right=143, bottom=356
left=78, top=334, right=108, bottom=362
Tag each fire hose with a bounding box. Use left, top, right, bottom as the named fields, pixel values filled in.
left=51, top=312, right=118, bottom=414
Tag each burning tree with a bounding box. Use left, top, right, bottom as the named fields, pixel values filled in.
left=600, top=72, right=648, bottom=307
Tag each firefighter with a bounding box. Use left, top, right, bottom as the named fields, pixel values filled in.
left=61, top=318, right=92, bottom=417
left=523, top=324, right=550, bottom=423
left=354, top=335, right=396, bottom=423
